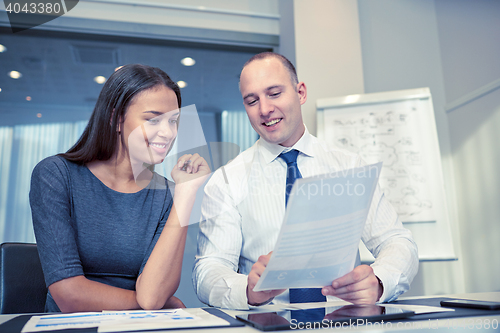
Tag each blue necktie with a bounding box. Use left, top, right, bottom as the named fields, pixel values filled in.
left=279, top=149, right=302, bottom=206
left=278, top=150, right=326, bottom=303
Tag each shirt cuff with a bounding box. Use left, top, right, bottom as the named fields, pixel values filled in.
left=219, top=274, right=275, bottom=309
left=214, top=273, right=251, bottom=310
left=371, top=265, right=396, bottom=303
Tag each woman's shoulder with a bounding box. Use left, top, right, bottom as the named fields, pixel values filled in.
left=32, top=155, right=83, bottom=182
left=34, top=154, right=77, bottom=171
left=30, top=156, right=76, bottom=199
left=33, top=155, right=66, bottom=174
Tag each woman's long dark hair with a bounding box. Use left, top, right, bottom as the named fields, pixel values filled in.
left=59, top=64, right=181, bottom=164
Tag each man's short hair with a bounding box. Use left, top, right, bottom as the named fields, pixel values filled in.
left=241, top=52, right=299, bottom=86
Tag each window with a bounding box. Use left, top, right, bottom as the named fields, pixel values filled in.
left=0, top=28, right=265, bottom=243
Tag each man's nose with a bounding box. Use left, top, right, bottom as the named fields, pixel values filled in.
left=259, top=99, right=274, bottom=117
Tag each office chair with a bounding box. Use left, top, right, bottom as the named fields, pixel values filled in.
left=0, top=242, right=47, bottom=314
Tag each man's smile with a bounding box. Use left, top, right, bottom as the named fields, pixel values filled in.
left=264, top=118, right=282, bottom=127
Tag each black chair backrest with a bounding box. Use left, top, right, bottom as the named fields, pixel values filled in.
left=0, top=242, right=47, bottom=314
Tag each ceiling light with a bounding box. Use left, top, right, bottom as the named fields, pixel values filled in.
left=0, top=88, right=2, bottom=92
left=26, top=96, right=32, bottom=101
left=177, top=81, right=187, bottom=88
left=8, top=71, right=22, bottom=79
left=37, top=113, right=42, bottom=118
left=180, top=57, right=196, bottom=66
left=0, top=44, right=6, bottom=53
left=94, top=76, right=106, bottom=84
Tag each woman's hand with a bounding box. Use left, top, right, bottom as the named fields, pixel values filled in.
left=168, top=153, right=211, bottom=228
left=171, top=153, right=211, bottom=190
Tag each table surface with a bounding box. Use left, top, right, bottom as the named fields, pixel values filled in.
left=1, top=292, right=499, bottom=332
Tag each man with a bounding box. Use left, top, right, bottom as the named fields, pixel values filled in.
left=193, top=52, right=418, bottom=309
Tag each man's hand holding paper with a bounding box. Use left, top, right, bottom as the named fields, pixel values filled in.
left=248, top=263, right=384, bottom=306
left=251, top=163, right=383, bottom=304
left=322, top=264, right=383, bottom=304
left=247, top=252, right=286, bottom=306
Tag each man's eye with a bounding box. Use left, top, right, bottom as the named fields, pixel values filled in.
left=270, top=92, right=281, bottom=97
left=169, top=119, right=178, bottom=124
left=247, top=99, right=257, bottom=106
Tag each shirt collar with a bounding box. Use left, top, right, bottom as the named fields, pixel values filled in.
left=259, top=125, right=315, bottom=164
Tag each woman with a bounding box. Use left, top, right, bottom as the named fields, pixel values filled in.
left=29, top=64, right=210, bottom=312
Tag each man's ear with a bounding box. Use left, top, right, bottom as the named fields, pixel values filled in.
left=296, top=82, right=307, bottom=105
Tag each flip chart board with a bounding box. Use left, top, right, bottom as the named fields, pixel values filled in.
left=316, top=88, right=456, bottom=261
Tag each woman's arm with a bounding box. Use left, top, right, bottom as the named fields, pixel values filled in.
left=49, top=275, right=185, bottom=312
left=135, top=153, right=210, bottom=310
left=49, top=276, right=140, bottom=312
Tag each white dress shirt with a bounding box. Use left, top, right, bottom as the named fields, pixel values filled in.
left=193, top=128, right=418, bottom=309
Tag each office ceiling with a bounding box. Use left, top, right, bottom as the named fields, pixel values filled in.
left=0, top=28, right=268, bottom=126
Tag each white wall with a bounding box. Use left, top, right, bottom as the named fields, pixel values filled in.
left=447, top=89, right=500, bottom=293
left=356, top=0, right=465, bottom=297
left=292, top=0, right=365, bottom=135
left=435, top=0, right=500, bottom=293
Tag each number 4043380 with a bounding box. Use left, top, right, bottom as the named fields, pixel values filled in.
left=5, top=2, right=62, bottom=14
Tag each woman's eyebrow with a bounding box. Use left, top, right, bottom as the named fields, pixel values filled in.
left=143, top=110, right=163, bottom=116
left=143, top=110, right=179, bottom=116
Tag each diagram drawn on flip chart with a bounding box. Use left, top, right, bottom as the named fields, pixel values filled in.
left=316, top=88, right=456, bottom=260
left=323, top=100, right=434, bottom=222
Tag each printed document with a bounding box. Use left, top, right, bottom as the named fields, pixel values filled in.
left=253, top=162, right=382, bottom=291
left=21, top=308, right=228, bottom=333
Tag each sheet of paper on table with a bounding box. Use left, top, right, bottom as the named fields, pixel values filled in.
left=253, top=162, right=382, bottom=291
left=22, top=311, right=127, bottom=332
left=21, top=308, right=228, bottom=333
left=98, top=308, right=228, bottom=332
